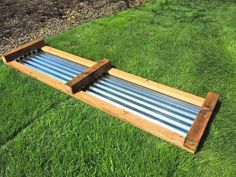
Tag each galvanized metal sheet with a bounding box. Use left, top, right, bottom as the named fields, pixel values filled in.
left=17, top=52, right=201, bottom=136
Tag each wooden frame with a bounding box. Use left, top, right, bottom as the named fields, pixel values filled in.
left=1, top=39, right=219, bottom=153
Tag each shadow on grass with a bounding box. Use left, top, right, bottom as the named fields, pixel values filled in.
left=136, top=0, right=218, bottom=26
left=197, top=100, right=222, bottom=152
left=0, top=118, right=37, bottom=147
left=0, top=96, right=68, bottom=148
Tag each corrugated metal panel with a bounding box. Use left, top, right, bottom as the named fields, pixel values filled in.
left=17, top=51, right=201, bottom=136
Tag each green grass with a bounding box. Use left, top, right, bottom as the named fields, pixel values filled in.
left=1, top=0, right=236, bottom=176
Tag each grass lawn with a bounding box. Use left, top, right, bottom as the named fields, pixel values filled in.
left=0, top=0, right=236, bottom=176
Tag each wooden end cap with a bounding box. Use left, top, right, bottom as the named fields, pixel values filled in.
left=184, top=92, right=219, bottom=153
left=1, top=38, right=45, bottom=63
left=66, top=59, right=112, bottom=94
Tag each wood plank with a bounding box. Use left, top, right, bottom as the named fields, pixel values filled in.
left=5, top=60, right=190, bottom=152
left=2, top=38, right=45, bottom=63
left=41, top=46, right=205, bottom=107
left=7, top=61, right=65, bottom=90
left=183, top=92, right=219, bottom=153
left=66, top=59, right=112, bottom=93
left=41, top=46, right=95, bottom=67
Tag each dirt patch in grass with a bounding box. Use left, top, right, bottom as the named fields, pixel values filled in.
left=0, top=0, right=149, bottom=53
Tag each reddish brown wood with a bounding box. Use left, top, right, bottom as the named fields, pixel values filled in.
left=1, top=38, right=45, bottom=63
left=66, top=59, right=112, bottom=94
left=184, top=92, right=219, bottom=153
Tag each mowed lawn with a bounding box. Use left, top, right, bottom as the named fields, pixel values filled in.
left=0, top=0, right=236, bottom=176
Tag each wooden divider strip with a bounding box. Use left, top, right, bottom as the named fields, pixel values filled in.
left=41, top=46, right=205, bottom=107
left=183, top=92, right=219, bottom=152
left=66, top=59, right=112, bottom=93
left=2, top=38, right=45, bottom=63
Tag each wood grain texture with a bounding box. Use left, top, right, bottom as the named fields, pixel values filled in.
left=41, top=46, right=95, bottom=67
left=2, top=38, right=45, bottom=63
left=41, top=46, right=205, bottom=107
left=66, top=59, right=112, bottom=93
left=184, top=92, right=219, bottom=153
left=7, top=61, right=65, bottom=90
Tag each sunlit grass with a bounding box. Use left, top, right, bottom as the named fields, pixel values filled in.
left=0, top=0, right=236, bottom=176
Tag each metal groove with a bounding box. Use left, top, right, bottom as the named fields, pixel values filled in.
left=105, top=76, right=200, bottom=112
left=87, top=88, right=189, bottom=135
left=22, top=58, right=72, bottom=81
left=17, top=52, right=201, bottom=136
left=94, top=81, right=195, bottom=123
left=90, top=85, right=191, bottom=130
left=18, top=59, right=68, bottom=83
left=100, top=77, right=199, bottom=116
left=32, top=55, right=81, bottom=76
left=27, top=56, right=77, bottom=78
left=40, top=52, right=87, bottom=71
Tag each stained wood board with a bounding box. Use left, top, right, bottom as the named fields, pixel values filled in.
left=2, top=38, right=45, bottom=63
left=184, top=92, right=219, bottom=152
left=66, top=59, right=112, bottom=93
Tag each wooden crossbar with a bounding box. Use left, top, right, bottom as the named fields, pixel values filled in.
left=184, top=92, right=219, bottom=151
left=1, top=38, right=219, bottom=153
left=2, top=38, right=45, bottom=63
left=66, top=59, right=112, bottom=94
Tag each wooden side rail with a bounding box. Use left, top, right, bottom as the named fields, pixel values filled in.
left=183, top=92, right=219, bottom=152
left=66, top=59, right=112, bottom=94
left=1, top=38, right=45, bottom=63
